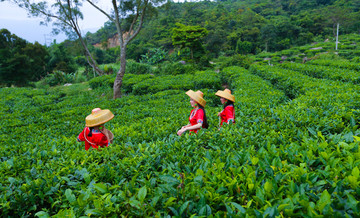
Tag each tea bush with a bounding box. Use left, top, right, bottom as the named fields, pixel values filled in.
left=279, top=62, right=360, bottom=84
left=126, top=59, right=153, bottom=74
left=157, top=61, right=196, bottom=75
left=307, top=58, right=360, bottom=71
left=250, top=64, right=360, bottom=134
left=1, top=64, right=360, bottom=217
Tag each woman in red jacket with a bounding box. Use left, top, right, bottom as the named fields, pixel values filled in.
left=215, top=89, right=235, bottom=127
left=77, top=108, right=114, bottom=151
left=177, top=90, right=209, bottom=136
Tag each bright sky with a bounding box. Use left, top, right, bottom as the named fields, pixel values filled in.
left=0, top=0, right=187, bottom=45
left=0, top=1, right=113, bottom=45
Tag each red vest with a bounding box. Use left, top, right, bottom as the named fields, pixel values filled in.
left=189, top=108, right=204, bottom=134
left=220, top=105, right=235, bottom=126
left=77, top=127, right=109, bottom=150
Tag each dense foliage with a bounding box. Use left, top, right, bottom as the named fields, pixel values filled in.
left=87, top=0, right=360, bottom=59
left=2, top=0, right=360, bottom=88
left=1, top=53, right=360, bottom=216
left=0, top=29, right=49, bottom=86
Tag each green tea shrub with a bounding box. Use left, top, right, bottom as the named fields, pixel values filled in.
left=250, top=64, right=360, bottom=134
left=280, top=62, right=360, bottom=84
left=194, top=71, right=222, bottom=90
left=122, top=74, right=155, bottom=94
left=223, top=66, right=286, bottom=109
left=157, top=61, right=195, bottom=75
left=352, top=57, right=360, bottom=63
left=126, top=59, right=153, bottom=74
left=130, top=70, right=221, bottom=95
left=2, top=66, right=360, bottom=217
left=132, top=74, right=194, bottom=95
left=88, top=74, right=114, bottom=89
left=308, top=58, right=360, bottom=71
left=214, top=54, right=252, bottom=70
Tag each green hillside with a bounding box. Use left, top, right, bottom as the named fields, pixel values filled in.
left=86, top=0, right=360, bottom=60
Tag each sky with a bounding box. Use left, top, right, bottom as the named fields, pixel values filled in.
left=0, top=0, right=187, bottom=45
left=0, top=1, right=113, bottom=45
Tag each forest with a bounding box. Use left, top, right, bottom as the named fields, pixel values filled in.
left=1, top=0, right=360, bottom=87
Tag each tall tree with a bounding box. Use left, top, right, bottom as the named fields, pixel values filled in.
left=86, top=0, right=165, bottom=99
left=11, top=0, right=103, bottom=75
left=172, top=23, right=208, bottom=60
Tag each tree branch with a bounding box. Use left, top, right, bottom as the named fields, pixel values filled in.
left=112, top=0, right=124, bottom=45
left=86, top=0, right=114, bottom=22
left=128, top=4, right=140, bottom=36
left=127, top=0, right=149, bottom=43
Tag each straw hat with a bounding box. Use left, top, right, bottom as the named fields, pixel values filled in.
left=85, top=108, right=114, bottom=127
left=215, top=89, right=235, bottom=102
left=186, top=90, right=206, bottom=107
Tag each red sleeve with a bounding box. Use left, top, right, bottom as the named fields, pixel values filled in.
left=77, top=127, right=87, bottom=142
left=220, top=109, right=226, bottom=119
left=196, top=109, right=204, bottom=123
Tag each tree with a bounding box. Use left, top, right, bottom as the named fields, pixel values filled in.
left=0, top=29, right=48, bottom=86
left=236, top=40, right=252, bottom=55
left=326, top=6, right=352, bottom=37
left=86, top=0, right=165, bottom=98
left=47, top=43, right=77, bottom=73
left=11, top=0, right=103, bottom=75
left=172, top=23, right=208, bottom=60
left=260, top=23, right=277, bottom=52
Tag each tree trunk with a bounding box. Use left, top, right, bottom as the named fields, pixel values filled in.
left=335, top=23, right=339, bottom=50
left=113, top=45, right=127, bottom=99
left=78, top=35, right=103, bottom=76
left=265, top=41, right=268, bottom=52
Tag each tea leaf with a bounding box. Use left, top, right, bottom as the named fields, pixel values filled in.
left=138, top=186, right=147, bottom=202
left=65, top=189, right=76, bottom=204
left=199, top=204, right=212, bottom=216
left=316, top=190, right=331, bottom=213
left=352, top=166, right=359, bottom=179
left=93, top=183, right=108, bottom=194
left=129, top=199, right=141, bottom=209
left=164, top=197, right=177, bottom=208
left=264, top=181, right=272, bottom=193
left=230, top=202, right=246, bottom=213
left=179, top=201, right=191, bottom=215
left=35, top=211, right=50, bottom=218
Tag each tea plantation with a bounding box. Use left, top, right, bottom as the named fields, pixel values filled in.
left=1, top=61, right=360, bottom=217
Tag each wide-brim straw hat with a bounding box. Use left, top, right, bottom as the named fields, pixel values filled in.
left=186, top=90, right=206, bottom=107
left=85, top=108, right=114, bottom=127
left=215, top=88, right=235, bottom=102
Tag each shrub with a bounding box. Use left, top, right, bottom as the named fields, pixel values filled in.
left=157, top=61, right=196, bottom=75
left=132, top=71, right=221, bottom=95
left=88, top=74, right=114, bottom=89
left=139, top=48, right=167, bottom=65
left=214, top=54, right=253, bottom=70
left=126, top=59, right=153, bottom=74
left=103, top=65, right=114, bottom=74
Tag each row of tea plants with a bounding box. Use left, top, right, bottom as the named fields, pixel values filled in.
left=1, top=63, right=359, bottom=217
